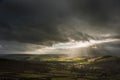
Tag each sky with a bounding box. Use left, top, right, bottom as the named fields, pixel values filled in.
left=0, top=0, right=120, bottom=55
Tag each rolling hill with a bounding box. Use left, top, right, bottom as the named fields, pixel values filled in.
left=0, top=54, right=120, bottom=80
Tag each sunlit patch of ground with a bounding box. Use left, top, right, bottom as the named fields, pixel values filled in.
left=39, top=57, right=85, bottom=62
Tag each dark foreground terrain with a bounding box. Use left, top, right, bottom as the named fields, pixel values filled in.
left=0, top=54, right=120, bottom=80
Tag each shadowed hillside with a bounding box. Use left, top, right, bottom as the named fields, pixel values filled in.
left=0, top=58, right=49, bottom=73
left=0, top=55, right=120, bottom=80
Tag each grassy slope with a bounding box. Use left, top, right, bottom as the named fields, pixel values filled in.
left=0, top=55, right=120, bottom=79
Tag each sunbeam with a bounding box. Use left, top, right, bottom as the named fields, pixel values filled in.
left=25, top=39, right=120, bottom=55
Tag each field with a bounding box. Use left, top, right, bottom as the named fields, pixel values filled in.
left=0, top=54, right=120, bottom=80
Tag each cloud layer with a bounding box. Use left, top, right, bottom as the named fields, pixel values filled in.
left=0, top=0, right=120, bottom=45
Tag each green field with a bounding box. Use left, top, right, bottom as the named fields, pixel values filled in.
left=0, top=55, right=120, bottom=80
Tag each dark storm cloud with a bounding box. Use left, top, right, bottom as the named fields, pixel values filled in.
left=0, top=0, right=71, bottom=44
left=0, top=0, right=120, bottom=45
left=0, top=40, right=45, bottom=54
left=71, top=0, right=120, bottom=33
